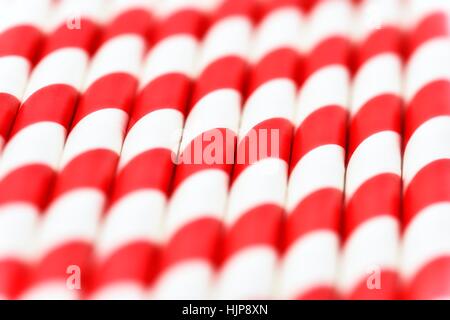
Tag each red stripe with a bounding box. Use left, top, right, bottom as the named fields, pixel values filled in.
left=258, top=0, right=302, bottom=17
left=357, top=26, right=403, bottom=68
left=129, top=73, right=191, bottom=129
left=408, top=12, right=450, bottom=58
left=348, top=94, right=402, bottom=159
left=0, top=93, right=20, bottom=141
left=0, top=25, right=43, bottom=59
left=247, top=48, right=302, bottom=96
left=404, top=80, right=450, bottom=146
left=51, top=149, right=118, bottom=198
left=232, top=118, right=293, bottom=181
left=290, top=105, right=347, bottom=170
left=404, top=256, right=450, bottom=300
left=403, top=159, right=450, bottom=228
left=0, top=259, right=29, bottom=299
left=111, top=148, right=174, bottom=202
left=33, top=241, right=91, bottom=285
left=295, top=286, right=337, bottom=300
left=172, top=128, right=236, bottom=190
left=284, top=188, right=342, bottom=250
left=305, top=36, right=352, bottom=78
left=102, top=9, right=154, bottom=43
left=345, top=270, right=399, bottom=300
left=0, top=164, right=55, bottom=209
left=212, top=0, right=256, bottom=24
left=189, top=56, right=248, bottom=110
left=344, top=173, right=401, bottom=239
left=222, top=204, right=284, bottom=261
left=156, top=9, right=206, bottom=41
left=91, top=241, right=160, bottom=291
left=71, top=73, right=137, bottom=128
left=161, top=217, right=222, bottom=270
left=8, top=84, right=78, bottom=137
left=39, top=18, right=100, bottom=59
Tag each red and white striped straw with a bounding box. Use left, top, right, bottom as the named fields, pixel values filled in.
left=214, top=0, right=304, bottom=300
left=151, top=0, right=255, bottom=300
left=21, top=0, right=155, bottom=299
left=401, top=0, right=450, bottom=300
left=0, top=0, right=49, bottom=153
left=0, top=0, right=104, bottom=300
left=278, top=0, right=352, bottom=300
left=89, top=0, right=216, bottom=300
left=338, top=0, right=404, bottom=300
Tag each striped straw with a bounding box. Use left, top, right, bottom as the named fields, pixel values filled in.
left=0, top=0, right=49, bottom=153
left=339, top=0, right=404, bottom=300
left=214, top=0, right=303, bottom=300
left=0, top=0, right=104, bottom=300
left=278, top=0, right=353, bottom=300
left=21, top=0, right=155, bottom=300
left=89, top=0, right=216, bottom=300
left=401, top=0, right=450, bottom=300
left=151, top=0, right=255, bottom=300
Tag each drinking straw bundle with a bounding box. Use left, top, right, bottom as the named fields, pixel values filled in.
left=0, top=0, right=448, bottom=300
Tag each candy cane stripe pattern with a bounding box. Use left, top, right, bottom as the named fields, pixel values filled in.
left=0, top=0, right=49, bottom=153
left=0, top=0, right=104, bottom=300
left=401, top=0, right=450, bottom=300
left=214, top=0, right=303, bottom=300
left=338, top=0, right=404, bottom=300
left=89, top=0, right=218, bottom=300
left=151, top=0, right=255, bottom=300
left=21, top=0, right=155, bottom=300
left=279, top=0, right=353, bottom=300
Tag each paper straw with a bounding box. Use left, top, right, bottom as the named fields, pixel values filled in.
left=21, top=0, right=155, bottom=299
left=0, top=0, right=105, bottom=300
left=151, top=0, right=255, bottom=300
left=338, top=0, right=404, bottom=300
left=401, top=0, right=450, bottom=300
left=89, top=0, right=215, bottom=300
left=214, top=0, right=304, bottom=300
left=278, top=0, right=352, bottom=300
left=0, top=0, right=49, bottom=153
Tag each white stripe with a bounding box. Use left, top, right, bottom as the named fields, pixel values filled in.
left=346, top=131, right=401, bottom=198
left=0, top=0, right=50, bottom=33
left=402, top=203, right=450, bottom=279
left=287, top=145, right=345, bottom=212
left=83, top=35, right=144, bottom=90
left=0, top=56, right=30, bottom=99
left=305, top=0, right=353, bottom=52
left=165, top=169, right=228, bottom=239
left=92, top=282, right=145, bottom=300
left=21, top=282, right=78, bottom=300
left=354, top=0, right=402, bottom=41
left=180, top=89, right=241, bottom=152
left=251, top=7, right=303, bottom=62
left=0, top=204, right=38, bottom=259
left=140, top=35, right=198, bottom=88
left=152, top=261, right=212, bottom=299
left=226, top=158, right=287, bottom=226
left=96, top=190, right=166, bottom=259
left=23, top=48, right=88, bottom=101
left=406, top=0, right=450, bottom=29
left=405, top=38, right=450, bottom=102
left=295, top=65, right=349, bottom=128
left=60, top=109, right=127, bottom=168
left=239, top=79, right=296, bottom=141
left=49, top=0, right=107, bottom=31
left=214, top=246, right=277, bottom=299
left=278, top=231, right=339, bottom=299
left=403, top=116, right=450, bottom=187
left=0, top=122, right=66, bottom=180
left=38, top=189, right=103, bottom=255
left=339, top=216, right=399, bottom=294
left=156, top=0, right=222, bottom=18
left=197, top=16, right=252, bottom=74
left=119, top=109, right=183, bottom=170
left=351, top=53, right=402, bottom=116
